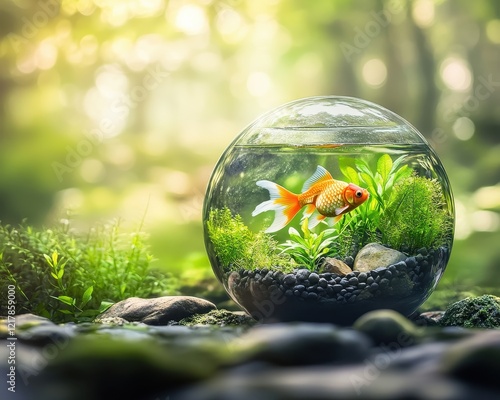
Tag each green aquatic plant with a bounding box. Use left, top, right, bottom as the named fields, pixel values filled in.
left=379, top=175, right=452, bottom=253
left=333, top=154, right=411, bottom=257
left=0, top=221, right=178, bottom=323
left=339, top=153, right=412, bottom=218
left=279, top=219, right=338, bottom=270
left=207, top=207, right=290, bottom=271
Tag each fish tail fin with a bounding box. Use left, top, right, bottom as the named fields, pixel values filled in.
left=252, top=180, right=301, bottom=233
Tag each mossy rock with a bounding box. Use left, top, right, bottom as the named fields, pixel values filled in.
left=440, top=295, right=500, bottom=329
left=179, top=309, right=256, bottom=326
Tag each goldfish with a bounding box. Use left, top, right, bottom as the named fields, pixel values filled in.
left=252, top=165, right=370, bottom=233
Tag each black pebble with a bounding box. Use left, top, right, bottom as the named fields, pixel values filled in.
left=358, top=282, right=367, bottom=289
left=384, top=270, right=392, bottom=279
left=318, top=278, right=328, bottom=288
left=358, top=273, right=367, bottom=282
left=380, top=278, right=390, bottom=287
left=366, top=277, right=374, bottom=284
left=417, top=247, right=428, bottom=256
left=349, top=277, right=359, bottom=286
left=333, top=284, right=343, bottom=293
left=283, top=274, right=296, bottom=286
left=296, top=269, right=310, bottom=281
left=294, top=284, right=305, bottom=292
left=370, top=282, right=379, bottom=291
left=344, top=256, right=354, bottom=267
left=307, top=292, right=318, bottom=300
left=309, top=273, right=320, bottom=284
left=406, top=257, right=417, bottom=268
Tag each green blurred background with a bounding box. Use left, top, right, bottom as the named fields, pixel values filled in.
left=1, top=0, right=499, bottom=292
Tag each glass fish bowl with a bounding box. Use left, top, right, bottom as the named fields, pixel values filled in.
left=203, top=96, right=454, bottom=325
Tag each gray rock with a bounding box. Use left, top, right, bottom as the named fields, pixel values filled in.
left=353, top=243, right=407, bottom=273
left=353, top=309, right=419, bottom=347
left=441, top=330, right=500, bottom=390
left=320, top=257, right=352, bottom=276
left=234, top=323, right=371, bottom=365
left=17, top=324, right=76, bottom=344
left=172, top=362, right=497, bottom=400
left=97, top=296, right=217, bottom=325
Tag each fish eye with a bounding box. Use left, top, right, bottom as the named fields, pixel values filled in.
left=355, top=190, right=363, bottom=198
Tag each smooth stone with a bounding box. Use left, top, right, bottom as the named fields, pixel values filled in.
left=353, top=309, right=419, bottom=347
left=14, top=313, right=55, bottom=329
left=353, top=243, right=407, bottom=273
left=97, top=296, right=217, bottom=325
left=440, top=295, right=500, bottom=329
left=308, top=273, right=320, bottom=284
left=441, top=330, right=500, bottom=390
left=235, top=323, right=371, bottom=366
left=318, top=278, right=328, bottom=288
left=283, top=274, right=296, bottom=286
left=320, top=257, right=352, bottom=276
left=419, top=311, right=445, bottom=325
left=17, top=324, right=76, bottom=344
left=296, top=269, right=310, bottom=281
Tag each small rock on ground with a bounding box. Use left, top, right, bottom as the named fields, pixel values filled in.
left=96, top=296, right=216, bottom=325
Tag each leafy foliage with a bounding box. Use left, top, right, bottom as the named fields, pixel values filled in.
left=279, top=219, right=337, bottom=270
left=207, top=207, right=291, bottom=271
left=379, top=175, right=453, bottom=253
left=334, top=154, right=412, bottom=257
left=0, top=221, right=178, bottom=322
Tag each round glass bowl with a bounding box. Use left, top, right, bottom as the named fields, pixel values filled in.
left=203, top=96, right=454, bottom=325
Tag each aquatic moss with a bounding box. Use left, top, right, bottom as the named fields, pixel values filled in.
left=207, top=207, right=291, bottom=271
left=439, top=295, right=500, bottom=329
left=379, top=175, right=452, bottom=253
left=179, top=309, right=256, bottom=326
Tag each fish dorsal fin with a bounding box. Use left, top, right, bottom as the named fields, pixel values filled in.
left=301, top=166, right=334, bottom=192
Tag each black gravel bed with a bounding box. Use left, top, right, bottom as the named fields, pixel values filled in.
left=226, top=246, right=449, bottom=323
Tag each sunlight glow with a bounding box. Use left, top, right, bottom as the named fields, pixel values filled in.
left=246, top=71, right=272, bottom=97
left=471, top=210, right=500, bottom=232
left=440, top=57, right=472, bottom=92
left=486, top=19, right=500, bottom=44
left=174, top=4, right=207, bottom=35
left=412, top=0, right=435, bottom=28
left=452, top=117, right=475, bottom=141
left=362, top=59, right=387, bottom=88
left=473, top=185, right=500, bottom=210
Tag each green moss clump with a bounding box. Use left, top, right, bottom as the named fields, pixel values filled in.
left=440, top=295, right=500, bottom=329
left=207, top=207, right=291, bottom=271
left=379, top=175, right=452, bottom=253
left=179, top=309, right=256, bottom=326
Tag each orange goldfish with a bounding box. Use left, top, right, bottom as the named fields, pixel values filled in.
left=252, top=165, right=369, bottom=233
